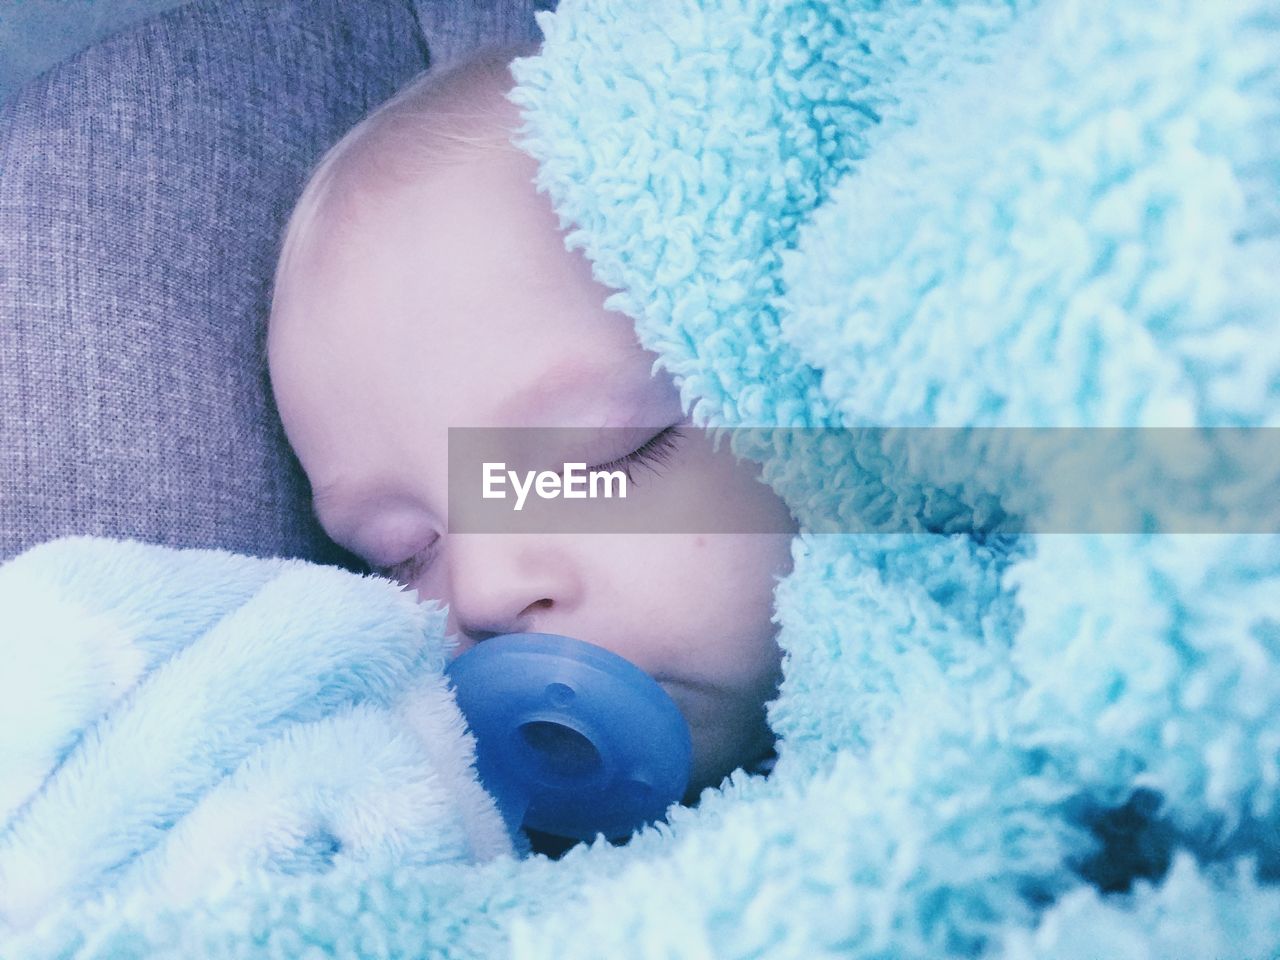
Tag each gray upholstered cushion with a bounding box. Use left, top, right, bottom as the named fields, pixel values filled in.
left=0, top=0, right=429, bottom=566
left=412, top=0, right=553, bottom=73
left=0, top=0, right=193, bottom=106
left=0, top=0, right=549, bottom=566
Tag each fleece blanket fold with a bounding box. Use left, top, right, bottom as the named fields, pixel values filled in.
left=3, top=0, right=1279, bottom=956
left=0, top=537, right=513, bottom=937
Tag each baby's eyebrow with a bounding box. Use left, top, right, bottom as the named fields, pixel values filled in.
left=309, top=486, right=359, bottom=544
left=493, top=356, right=658, bottom=426
left=310, top=484, right=343, bottom=518
left=310, top=488, right=435, bottom=563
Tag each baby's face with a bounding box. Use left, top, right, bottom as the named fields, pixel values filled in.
left=268, top=141, right=796, bottom=797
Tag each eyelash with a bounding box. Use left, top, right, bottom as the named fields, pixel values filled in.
left=368, top=427, right=684, bottom=582
left=370, top=535, right=439, bottom=584
left=591, top=425, right=683, bottom=484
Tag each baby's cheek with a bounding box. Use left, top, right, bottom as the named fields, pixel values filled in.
left=701, top=532, right=793, bottom=601
left=612, top=534, right=722, bottom=623
left=669, top=534, right=789, bottom=665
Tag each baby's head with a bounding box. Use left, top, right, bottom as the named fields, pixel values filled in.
left=267, top=47, right=797, bottom=800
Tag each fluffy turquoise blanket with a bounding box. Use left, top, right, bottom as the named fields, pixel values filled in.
left=3, top=0, right=1279, bottom=956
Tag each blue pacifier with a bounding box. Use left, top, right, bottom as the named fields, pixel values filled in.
left=444, top=632, right=693, bottom=844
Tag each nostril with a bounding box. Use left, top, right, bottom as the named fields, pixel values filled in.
left=457, top=600, right=554, bottom=647
left=515, top=599, right=557, bottom=633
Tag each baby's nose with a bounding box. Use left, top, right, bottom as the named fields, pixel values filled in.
left=444, top=533, right=584, bottom=651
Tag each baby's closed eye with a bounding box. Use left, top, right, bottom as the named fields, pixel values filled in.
left=580, top=425, right=684, bottom=484
left=371, top=534, right=440, bottom=582
left=366, top=427, right=684, bottom=583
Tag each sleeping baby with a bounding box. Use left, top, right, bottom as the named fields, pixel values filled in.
left=266, top=44, right=798, bottom=842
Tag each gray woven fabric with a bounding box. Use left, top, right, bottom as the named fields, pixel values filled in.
left=0, top=0, right=194, bottom=107
left=0, top=0, right=430, bottom=565
left=412, top=0, right=553, bottom=72
left=0, top=0, right=553, bottom=567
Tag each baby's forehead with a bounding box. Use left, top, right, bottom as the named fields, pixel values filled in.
left=275, top=59, right=528, bottom=285
left=271, top=66, right=651, bottom=402
left=316, top=136, right=541, bottom=270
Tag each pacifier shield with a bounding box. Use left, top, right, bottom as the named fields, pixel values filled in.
left=445, top=632, right=693, bottom=842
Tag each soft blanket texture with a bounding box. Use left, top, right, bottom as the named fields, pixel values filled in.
left=3, top=0, right=1280, bottom=956
left=0, top=537, right=513, bottom=934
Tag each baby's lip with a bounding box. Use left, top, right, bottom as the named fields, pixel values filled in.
left=650, top=672, right=716, bottom=697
